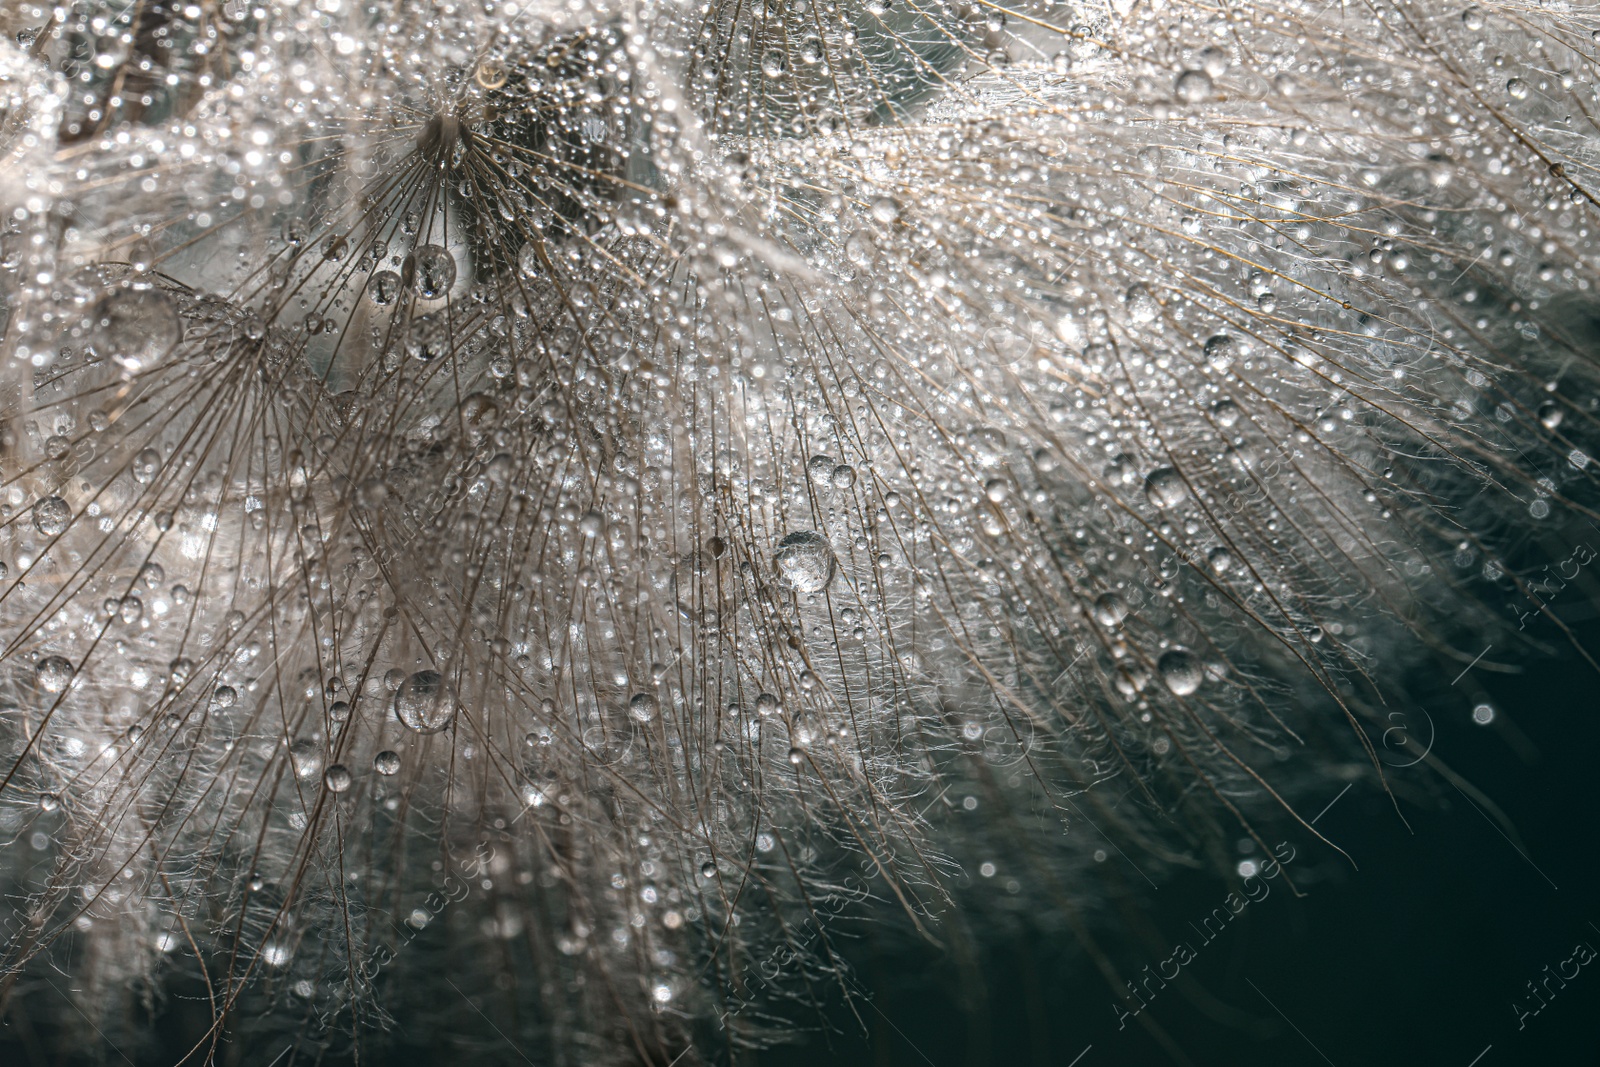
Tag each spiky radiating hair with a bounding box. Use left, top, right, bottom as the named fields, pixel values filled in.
left=0, top=0, right=1597, bottom=1062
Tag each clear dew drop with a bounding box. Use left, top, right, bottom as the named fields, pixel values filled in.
left=132, top=449, right=162, bottom=484
left=831, top=464, right=857, bottom=489
left=394, top=669, right=456, bottom=733
left=629, top=692, right=659, bottom=722
left=213, top=685, right=237, bottom=708
left=1174, top=69, right=1213, bottom=103
left=1538, top=400, right=1563, bottom=430
left=518, top=242, right=544, bottom=278
left=86, top=287, right=183, bottom=372
left=774, top=531, right=836, bottom=594
left=1143, top=468, right=1189, bottom=509
left=373, top=750, right=401, bottom=776
left=367, top=270, right=401, bottom=306
left=323, top=764, right=353, bottom=792
left=412, top=245, right=456, bottom=299
left=1091, top=593, right=1128, bottom=629
left=32, top=497, right=71, bottom=536
left=35, top=656, right=74, bottom=693
left=807, top=455, right=836, bottom=484
left=1158, top=648, right=1203, bottom=696
left=289, top=739, right=323, bottom=781
left=1203, top=333, right=1238, bottom=372
left=1125, top=284, right=1158, bottom=324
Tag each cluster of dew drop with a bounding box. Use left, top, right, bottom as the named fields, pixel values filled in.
left=0, top=0, right=1598, bottom=1061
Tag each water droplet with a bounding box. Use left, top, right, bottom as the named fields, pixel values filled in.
left=1506, top=77, right=1528, bottom=100
left=289, top=739, right=323, bottom=781
left=39, top=792, right=60, bottom=812
left=412, top=245, right=455, bottom=298
left=324, top=764, right=353, bottom=792
left=1125, top=284, right=1158, bottom=324
left=761, top=50, right=786, bottom=78
left=132, top=449, right=162, bottom=484
left=35, top=655, right=74, bottom=694
left=1203, top=334, right=1238, bottom=372
left=394, top=669, right=456, bottom=733
left=1091, top=593, right=1128, bottom=629
left=774, top=531, right=836, bottom=593
left=630, top=692, right=659, bottom=722
left=32, top=497, right=70, bottom=536
left=1174, top=69, right=1213, bottom=103
left=831, top=464, right=857, bottom=489
left=966, top=426, right=1008, bottom=468
left=518, top=242, right=544, bottom=278
left=367, top=270, right=400, bottom=305
left=373, top=750, right=401, bottom=775
left=475, top=59, right=508, bottom=89
left=213, top=685, right=237, bottom=708
left=1144, top=468, right=1189, bottom=509
left=807, top=455, right=836, bottom=484
left=1158, top=648, right=1202, bottom=696
left=85, top=287, right=182, bottom=372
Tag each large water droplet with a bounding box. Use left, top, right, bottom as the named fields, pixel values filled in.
left=289, top=739, right=323, bottom=781
left=1125, top=284, right=1158, bottom=324
left=35, top=655, right=75, bottom=693
left=32, top=497, right=70, bottom=536
left=1174, top=69, right=1213, bottom=103
left=629, top=692, right=659, bottom=722
left=368, top=270, right=401, bottom=305
left=86, top=287, right=182, bottom=372
left=1158, top=648, right=1202, bottom=696
left=1144, top=468, right=1189, bottom=509
left=132, top=449, right=162, bottom=484
left=412, top=245, right=456, bottom=299
left=1091, top=593, right=1128, bottom=629
left=394, top=669, right=456, bottom=733
left=774, top=531, right=836, bottom=594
